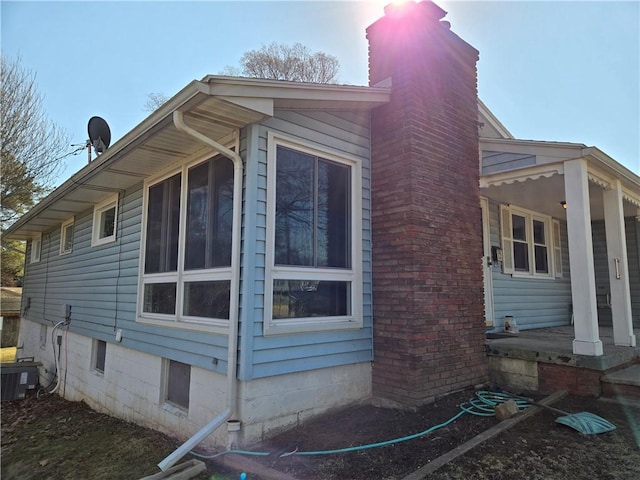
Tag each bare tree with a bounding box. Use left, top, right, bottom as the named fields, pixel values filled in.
left=143, top=92, right=169, bottom=113
left=222, top=43, right=340, bottom=83
left=1, top=55, right=70, bottom=230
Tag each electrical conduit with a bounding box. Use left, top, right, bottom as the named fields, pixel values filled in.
left=158, top=110, right=243, bottom=471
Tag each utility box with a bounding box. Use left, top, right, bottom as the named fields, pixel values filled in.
left=1, top=361, right=41, bottom=401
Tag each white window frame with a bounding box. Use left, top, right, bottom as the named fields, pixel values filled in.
left=92, top=194, right=118, bottom=246
left=500, top=204, right=560, bottom=278
left=30, top=234, right=42, bottom=264
left=136, top=147, right=236, bottom=334
left=162, top=358, right=190, bottom=413
left=264, top=132, right=363, bottom=335
left=60, top=217, right=74, bottom=255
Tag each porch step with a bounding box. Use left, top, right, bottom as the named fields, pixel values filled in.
left=601, top=364, right=640, bottom=402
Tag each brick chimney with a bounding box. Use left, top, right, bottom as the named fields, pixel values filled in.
left=367, top=1, right=488, bottom=407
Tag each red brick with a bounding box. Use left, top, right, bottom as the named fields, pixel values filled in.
left=367, top=2, right=487, bottom=407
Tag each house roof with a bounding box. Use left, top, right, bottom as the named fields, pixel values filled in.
left=4, top=76, right=391, bottom=241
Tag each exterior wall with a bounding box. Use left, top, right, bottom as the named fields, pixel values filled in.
left=367, top=2, right=488, bottom=407
left=19, top=317, right=369, bottom=447
left=239, top=111, right=374, bottom=381
left=486, top=199, right=573, bottom=330
left=238, top=362, right=371, bottom=443
left=482, top=151, right=536, bottom=176
left=21, top=184, right=231, bottom=375
left=19, top=317, right=229, bottom=447
left=19, top=108, right=375, bottom=445
left=592, top=217, right=640, bottom=328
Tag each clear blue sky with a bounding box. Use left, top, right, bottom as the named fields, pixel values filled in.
left=2, top=1, right=638, bottom=183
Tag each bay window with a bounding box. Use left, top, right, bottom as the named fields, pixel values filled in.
left=265, top=134, right=362, bottom=334
left=139, top=154, right=233, bottom=329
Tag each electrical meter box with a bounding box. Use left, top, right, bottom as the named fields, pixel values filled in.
left=1, top=361, right=41, bottom=401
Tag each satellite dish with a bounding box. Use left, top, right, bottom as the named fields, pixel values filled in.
left=88, top=116, right=111, bottom=155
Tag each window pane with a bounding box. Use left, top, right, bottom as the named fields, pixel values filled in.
left=533, top=220, right=546, bottom=245
left=183, top=280, right=231, bottom=319
left=100, top=206, right=116, bottom=239
left=275, top=147, right=314, bottom=266
left=317, top=160, right=351, bottom=268
left=143, top=283, right=176, bottom=314
left=167, top=360, right=190, bottom=410
left=145, top=174, right=181, bottom=274
left=95, top=340, right=106, bottom=373
left=273, top=280, right=350, bottom=319
left=512, top=214, right=526, bottom=241
left=185, top=157, right=234, bottom=270
left=535, top=245, right=549, bottom=273
left=513, top=242, right=529, bottom=271
left=63, top=224, right=74, bottom=252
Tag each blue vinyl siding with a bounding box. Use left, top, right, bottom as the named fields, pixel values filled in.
left=23, top=108, right=374, bottom=381
left=487, top=199, right=572, bottom=330
left=482, top=151, right=536, bottom=176
left=22, top=181, right=230, bottom=373
left=237, top=110, right=374, bottom=380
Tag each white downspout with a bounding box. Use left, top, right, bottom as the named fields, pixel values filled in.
left=158, top=110, right=243, bottom=471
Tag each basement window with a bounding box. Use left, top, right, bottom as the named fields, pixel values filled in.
left=92, top=194, right=118, bottom=246
left=164, top=359, right=190, bottom=411
left=93, top=339, right=106, bottom=374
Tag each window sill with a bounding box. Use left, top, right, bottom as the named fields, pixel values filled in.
left=137, top=315, right=229, bottom=335
left=162, top=402, right=188, bottom=417
left=264, top=317, right=363, bottom=336
left=91, top=237, right=116, bottom=247
left=509, top=273, right=556, bottom=280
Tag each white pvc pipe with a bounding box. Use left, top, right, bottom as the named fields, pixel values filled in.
left=158, top=110, right=243, bottom=472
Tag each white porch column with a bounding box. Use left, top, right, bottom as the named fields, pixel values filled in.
left=603, top=180, right=636, bottom=347
left=564, top=159, right=603, bottom=356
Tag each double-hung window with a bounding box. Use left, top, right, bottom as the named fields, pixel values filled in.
left=264, top=134, right=363, bottom=335
left=139, top=154, right=234, bottom=330
left=500, top=205, right=561, bottom=278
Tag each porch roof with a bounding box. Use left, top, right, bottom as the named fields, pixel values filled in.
left=4, top=76, right=390, bottom=241
left=479, top=137, right=640, bottom=220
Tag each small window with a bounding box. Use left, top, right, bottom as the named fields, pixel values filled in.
left=92, top=195, right=118, bottom=246
left=30, top=234, right=42, bottom=264
left=164, top=359, right=190, bottom=410
left=60, top=217, right=74, bottom=255
left=93, top=339, right=106, bottom=373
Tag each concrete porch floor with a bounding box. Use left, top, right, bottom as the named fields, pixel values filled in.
left=486, top=326, right=640, bottom=370
left=485, top=326, right=640, bottom=396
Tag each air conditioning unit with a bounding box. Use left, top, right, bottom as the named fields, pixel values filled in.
left=1, top=360, right=41, bottom=401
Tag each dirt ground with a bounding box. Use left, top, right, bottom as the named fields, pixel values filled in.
left=2, top=388, right=639, bottom=480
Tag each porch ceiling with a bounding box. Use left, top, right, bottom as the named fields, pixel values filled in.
left=480, top=138, right=640, bottom=221
left=481, top=174, right=638, bottom=221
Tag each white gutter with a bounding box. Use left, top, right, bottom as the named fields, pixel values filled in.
left=158, top=110, right=243, bottom=472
